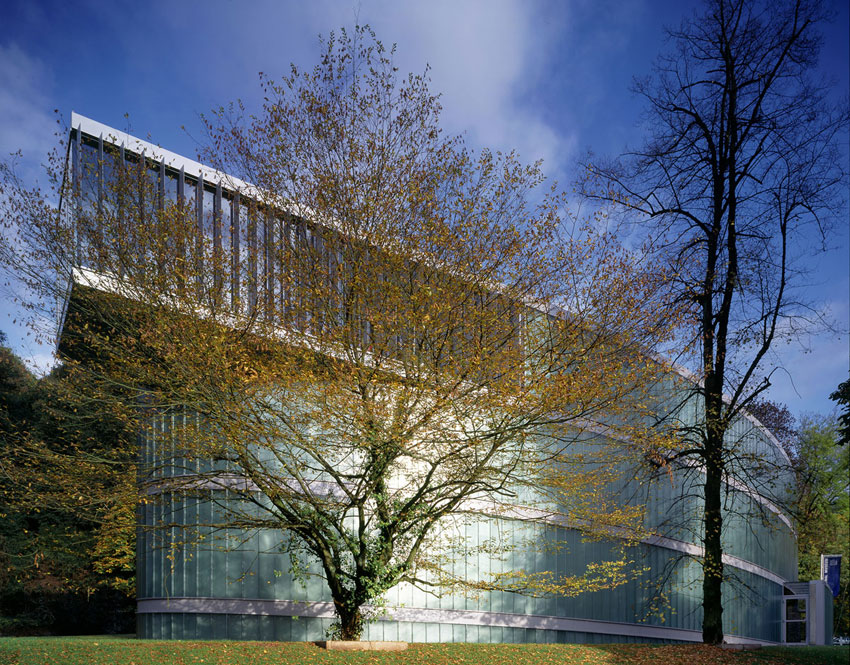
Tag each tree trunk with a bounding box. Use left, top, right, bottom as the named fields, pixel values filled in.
left=335, top=602, right=364, bottom=641
left=702, top=418, right=725, bottom=644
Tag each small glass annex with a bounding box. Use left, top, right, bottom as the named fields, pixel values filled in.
left=59, top=112, right=809, bottom=645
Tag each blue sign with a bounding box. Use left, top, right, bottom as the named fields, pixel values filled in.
left=822, top=555, right=841, bottom=599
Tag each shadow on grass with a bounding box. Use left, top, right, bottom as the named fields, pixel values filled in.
left=578, top=644, right=850, bottom=665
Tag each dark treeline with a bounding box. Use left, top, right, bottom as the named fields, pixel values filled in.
left=0, top=331, right=135, bottom=635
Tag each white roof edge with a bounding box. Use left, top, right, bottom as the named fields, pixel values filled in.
left=70, top=112, right=330, bottom=228
left=70, top=111, right=254, bottom=194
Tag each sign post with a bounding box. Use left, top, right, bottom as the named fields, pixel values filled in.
left=821, top=554, right=841, bottom=598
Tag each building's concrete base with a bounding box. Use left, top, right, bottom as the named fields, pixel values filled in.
left=319, top=641, right=409, bottom=651
left=721, top=643, right=762, bottom=650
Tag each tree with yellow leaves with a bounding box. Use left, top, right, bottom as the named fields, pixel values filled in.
left=1, top=27, right=678, bottom=640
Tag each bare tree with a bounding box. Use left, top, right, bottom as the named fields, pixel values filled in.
left=582, top=0, right=848, bottom=644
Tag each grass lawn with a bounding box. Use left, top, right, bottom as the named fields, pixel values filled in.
left=0, top=636, right=846, bottom=665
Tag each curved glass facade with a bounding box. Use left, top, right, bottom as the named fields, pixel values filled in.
left=135, top=405, right=796, bottom=644
left=64, top=113, right=797, bottom=644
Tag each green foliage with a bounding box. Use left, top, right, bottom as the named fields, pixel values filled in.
left=0, top=332, right=35, bottom=434
left=793, top=416, right=850, bottom=636
left=0, top=334, right=135, bottom=635
left=830, top=377, right=850, bottom=446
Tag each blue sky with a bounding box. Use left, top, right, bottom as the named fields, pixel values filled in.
left=1, top=0, right=847, bottom=418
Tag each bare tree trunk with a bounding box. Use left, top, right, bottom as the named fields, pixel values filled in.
left=702, top=413, right=725, bottom=644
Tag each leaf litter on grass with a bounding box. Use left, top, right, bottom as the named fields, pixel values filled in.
left=0, top=638, right=847, bottom=665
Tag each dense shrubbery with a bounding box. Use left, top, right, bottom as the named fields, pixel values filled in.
left=0, top=332, right=135, bottom=635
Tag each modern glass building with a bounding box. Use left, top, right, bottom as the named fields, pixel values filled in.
left=58, top=112, right=828, bottom=646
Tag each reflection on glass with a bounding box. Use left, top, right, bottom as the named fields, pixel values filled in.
left=79, top=141, right=99, bottom=236
left=101, top=148, right=122, bottom=217
left=75, top=140, right=101, bottom=268
left=183, top=176, right=197, bottom=214
left=80, top=141, right=98, bottom=201
left=786, top=598, right=806, bottom=621
left=203, top=186, right=216, bottom=238
left=147, top=163, right=159, bottom=204
left=221, top=193, right=232, bottom=256
left=786, top=620, right=806, bottom=643
left=164, top=171, right=177, bottom=205
left=246, top=203, right=258, bottom=314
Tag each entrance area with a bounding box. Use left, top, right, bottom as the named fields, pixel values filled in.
left=782, top=580, right=832, bottom=645
left=782, top=595, right=807, bottom=644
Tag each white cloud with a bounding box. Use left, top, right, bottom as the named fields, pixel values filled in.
left=360, top=0, right=569, bottom=176
left=0, top=43, right=56, bottom=183
left=0, top=44, right=58, bottom=371
left=20, top=347, right=57, bottom=378
left=177, top=0, right=568, bottom=179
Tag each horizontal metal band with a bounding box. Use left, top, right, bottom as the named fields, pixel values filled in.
left=458, top=498, right=791, bottom=586
left=140, top=475, right=791, bottom=586
left=674, top=458, right=794, bottom=532
left=643, top=534, right=789, bottom=586
left=136, top=597, right=777, bottom=645
left=142, top=458, right=795, bottom=534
